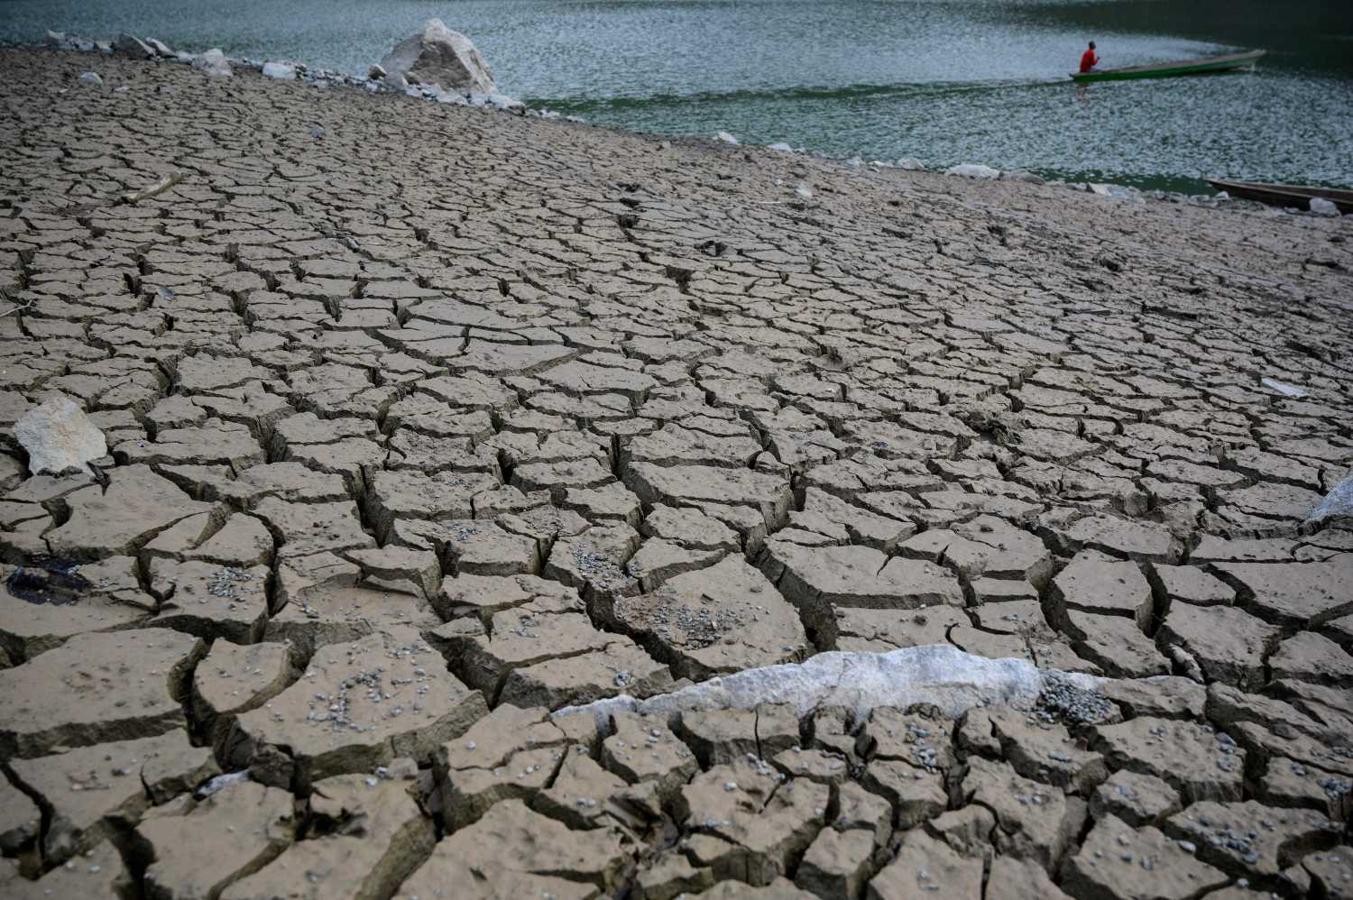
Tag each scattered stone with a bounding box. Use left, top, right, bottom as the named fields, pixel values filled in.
left=946, top=163, right=1000, bottom=179
left=1092, top=717, right=1244, bottom=803
left=1164, top=799, right=1339, bottom=879
left=261, top=61, right=297, bottom=80
left=228, top=627, right=485, bottom=788
left=185, top=48, right=230, bottom=78
left=14, top=396, right=106, bottom=475
left=1062, top=814, right=1228, bottom=900
left=113, top=33, right=155, bottom=59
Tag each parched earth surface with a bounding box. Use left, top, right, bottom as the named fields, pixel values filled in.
left=1, top=48, right=1352, bottom=899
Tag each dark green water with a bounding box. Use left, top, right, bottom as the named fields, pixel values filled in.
left=3, top=0, right=1350, bottom=191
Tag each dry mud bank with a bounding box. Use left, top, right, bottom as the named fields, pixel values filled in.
left=1, top=48, right=1352, bottom=898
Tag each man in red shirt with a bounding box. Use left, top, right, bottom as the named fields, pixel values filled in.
left=1080, top=41, right=1100, bottom=73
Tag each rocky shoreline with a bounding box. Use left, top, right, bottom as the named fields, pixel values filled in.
left=43, top=23, right=529, bottom=112
left=1, top=44, right=1352, bottom=899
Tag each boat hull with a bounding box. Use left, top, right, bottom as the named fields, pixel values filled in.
left=1071, top=50, right=1265, bottom=83
left=1207, top=179, right=1353, bottom=214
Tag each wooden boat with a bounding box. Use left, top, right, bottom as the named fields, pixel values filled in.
left=1207, top=178, right=1353, bottom=214
left=1070, top=49, right=1265, bottom=83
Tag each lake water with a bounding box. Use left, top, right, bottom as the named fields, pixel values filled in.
left=3, top=0, right=1351, bottom=191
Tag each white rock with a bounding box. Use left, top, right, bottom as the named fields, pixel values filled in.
left=195, top=770, right=251, bottom=799
left=380, top=19, right=496, bottom=96
left=1310, top=197, right=1340, bottom=217
left=946, top=163, right=1001, bottom=180
left=14, top=397, right=107, bottom=476
left=1308, top=473, right=1353, bottom=524
left=261, top=61, right=297, bottom=80
left=794, top=183, right=814, bottom=199
left=146, top=38, right=174, bottom=57
left=192, top=49, right=232, bottom=78
left=896, top=157, right=926, bottom=171
left=112, top=33, right=155, bottom=60
left=1261, top=377, right=1308, bottom=398
left=767, top=142, right=794, bottom=153
left=78, top=71, right=103, bottom=86
left=368, top=63, right=387, bottom=80
left=714, top=131, right=739, bottom=145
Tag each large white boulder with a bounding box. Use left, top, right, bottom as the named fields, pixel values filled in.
left=380, top=19, right=496, bottom=95
left=14, top=397, right=107, bottom=476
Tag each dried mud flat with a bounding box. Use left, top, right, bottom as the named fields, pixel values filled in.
left=1, top=47, right=1352, bottom=899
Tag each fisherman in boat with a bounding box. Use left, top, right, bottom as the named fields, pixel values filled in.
left=1079, top=41, right=1099, bottom=74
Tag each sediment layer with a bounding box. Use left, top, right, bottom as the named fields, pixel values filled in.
left=1, top=48, right=1351, bottom=898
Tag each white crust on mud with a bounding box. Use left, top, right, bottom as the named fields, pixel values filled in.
left=554, top=643, right=1103, bottom=727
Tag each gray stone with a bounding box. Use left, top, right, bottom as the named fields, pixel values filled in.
left=14, top=396, right=106, bottom=475
left=380, top=19, right=496, bottom=95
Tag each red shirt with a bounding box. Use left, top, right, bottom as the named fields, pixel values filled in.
left=1080, top=49, right=1099, bottom=73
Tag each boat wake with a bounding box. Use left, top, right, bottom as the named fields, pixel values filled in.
left=529, top=76, right=1066, bottom=113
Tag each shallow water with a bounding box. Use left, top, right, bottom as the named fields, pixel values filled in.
left=3, top=0, right=1350, bottom=190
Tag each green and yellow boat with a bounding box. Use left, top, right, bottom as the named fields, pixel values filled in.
left=1071, top=49, right=1265, bottom=83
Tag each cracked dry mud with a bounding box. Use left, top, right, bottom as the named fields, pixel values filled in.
left=1, top=47, right=1351, bottom=899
